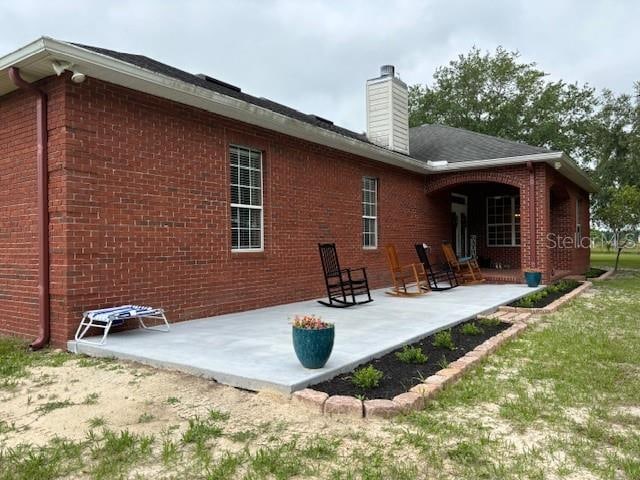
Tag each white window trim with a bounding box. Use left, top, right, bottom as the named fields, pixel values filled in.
left=486, top=195, right=520, bottom=247
left=230, top=145, right=264, bottom=252
left=362, top=177, right=378, bottom=249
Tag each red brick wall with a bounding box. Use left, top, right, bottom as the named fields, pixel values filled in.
left=0, top=77, right=66, bottom=340
left=0, top=73, right=590, bottom=346
left=547, top=167, right=591, bottom=277
left=0, top=88, right=39, bottom=338
left=44, top=76, right=450, bottom=344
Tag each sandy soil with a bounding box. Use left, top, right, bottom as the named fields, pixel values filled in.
left=0, top=357, right=387, bottom=450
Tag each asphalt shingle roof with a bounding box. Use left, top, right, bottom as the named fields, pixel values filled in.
left=72, top=43, right=553, bottom=165
left=73, top=43, right=369, bottom=144
left=408, top=124, right=550, bottom=163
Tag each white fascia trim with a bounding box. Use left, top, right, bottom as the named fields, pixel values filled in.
left=426, top=151, right=597, bottom=193
left=0, top=37, right=48, bottom=69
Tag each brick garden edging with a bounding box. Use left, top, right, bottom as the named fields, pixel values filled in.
left=595, top=269, right=615, bottom=281
left=493, top=280, right=593, bottom=315
left=291, top=279, right=598, bottom=419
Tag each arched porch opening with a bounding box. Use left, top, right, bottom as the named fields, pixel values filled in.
left=425, top=176, right=528, bottom=284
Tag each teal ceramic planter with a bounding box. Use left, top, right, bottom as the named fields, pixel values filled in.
left=292, top=326, right=335, bottom=369
left=524, top=271, right=542, bottom=287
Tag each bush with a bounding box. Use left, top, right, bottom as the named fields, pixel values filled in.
left=433, top=330, right=456, bottom=350
left=478, top=317, right=501, bottom=328
left=351, top=365, right=384, bottom=390
left=514, top=279, right=581, bottom=308
left=461, top=322, right=483, bottom=336
left=395, top=346, right=428, bottom=364
left=585, top=267, right=606, bottom=279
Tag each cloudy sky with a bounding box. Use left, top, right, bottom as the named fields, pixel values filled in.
left=2, top=0, right=638, bottom=132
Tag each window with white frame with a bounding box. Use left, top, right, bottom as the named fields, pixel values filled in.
left=486, top=196, right=520, bottom=246
left=362, top=177, right=378, bottom=248
left=230, top=145, right=263, bottom=251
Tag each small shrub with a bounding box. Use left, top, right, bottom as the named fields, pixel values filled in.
left=514, top=279, right=580, bottom=307
left=395, top=346, right=428, bottom=364
left=478, top=317, right=501, bottom=328
left=437, top=355, right=449, bottom=369
left=585, top=267, right=606, bottom=278
left=433, top=330, right=456, bottom=350
left=461, top=322, right=483, bottom=336
left=166, top=396, right=180, bottom=405
left=351, top=365, right=384, bottom=390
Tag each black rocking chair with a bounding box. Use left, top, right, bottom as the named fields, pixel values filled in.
left=415, top=243, right=459, bottom=291
left=318, top=243, right=373, bottom=308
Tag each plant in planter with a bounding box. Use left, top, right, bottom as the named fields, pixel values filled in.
left=523, top=268, right=543, bottom=287
left=291, top=315, right=335, bottom=369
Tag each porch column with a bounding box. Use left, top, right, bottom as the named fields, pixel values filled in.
left=527, top=162, right=537, bottom=268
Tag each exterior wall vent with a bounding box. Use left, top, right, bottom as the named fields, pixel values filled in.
left=196, top=73, right=241, bottom=93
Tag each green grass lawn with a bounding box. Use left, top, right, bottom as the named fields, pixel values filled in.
left=590, top=250, right=640, bottom=270
left=1, top=268, right=639, bottom=479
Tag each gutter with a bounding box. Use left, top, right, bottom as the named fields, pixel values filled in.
left=426, top=152, right=597, bottom=193
left=8, top=67, right=50, bottom=350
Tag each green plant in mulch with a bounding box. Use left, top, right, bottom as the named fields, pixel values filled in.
left=437, top=355, right=449, bottom=370
left=351, top=365, right=384, bottom=390
left=478, top=317, right=502, bottom=328
left=395, top=346, right=428, bottom=364
left=433, top=329, right=456, bottom=350
left=514, top=279, right=581, bottom=308
left=585, top=267, right=607, bottom=278
left=461, top=322, right=484, bottom=336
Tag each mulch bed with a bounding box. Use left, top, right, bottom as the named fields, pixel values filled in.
left=507, top=280, right=582, bottom=309
left=585, top=267, right=607, bottom=279
left=311, top=319, right=510, bottom=400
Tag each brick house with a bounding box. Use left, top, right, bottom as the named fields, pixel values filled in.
left=0, top=38, right=595, bottom=347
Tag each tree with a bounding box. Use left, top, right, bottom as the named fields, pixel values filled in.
left=589, top=84, right=640, bottom=235
left=409, top=47, right=597, bottom=161
left=593, top=185, right=640, bottom=271
left=590, top=83, right=640, bottom=189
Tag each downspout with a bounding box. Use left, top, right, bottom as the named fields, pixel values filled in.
left=8, top=67, right=50, bottom=350
left=526, top=161, right=537, bottom=268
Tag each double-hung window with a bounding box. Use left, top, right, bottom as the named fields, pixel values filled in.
left=362, top=177, right=378, bottom=248
left=230, top=146, right=263, bottom=251
left=486, top=195, right=520, bottom=247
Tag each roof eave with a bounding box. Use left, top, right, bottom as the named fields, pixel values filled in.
left=0, top=37, right=430, bottom=175
left=425, top=152, right=597, bottom=193
left=0, top=38, right=598, bottom=193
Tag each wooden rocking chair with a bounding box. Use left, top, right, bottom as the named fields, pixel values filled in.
left=441, top=241, right=484, bottom=284
left=384, top=244, right=430, bottom=296
left=318, top=243, right=373, bottom=308
left=415, top=243, right=459, bottom=291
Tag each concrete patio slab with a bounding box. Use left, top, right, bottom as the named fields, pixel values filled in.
left=67, top=283, right=539, bottom=393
